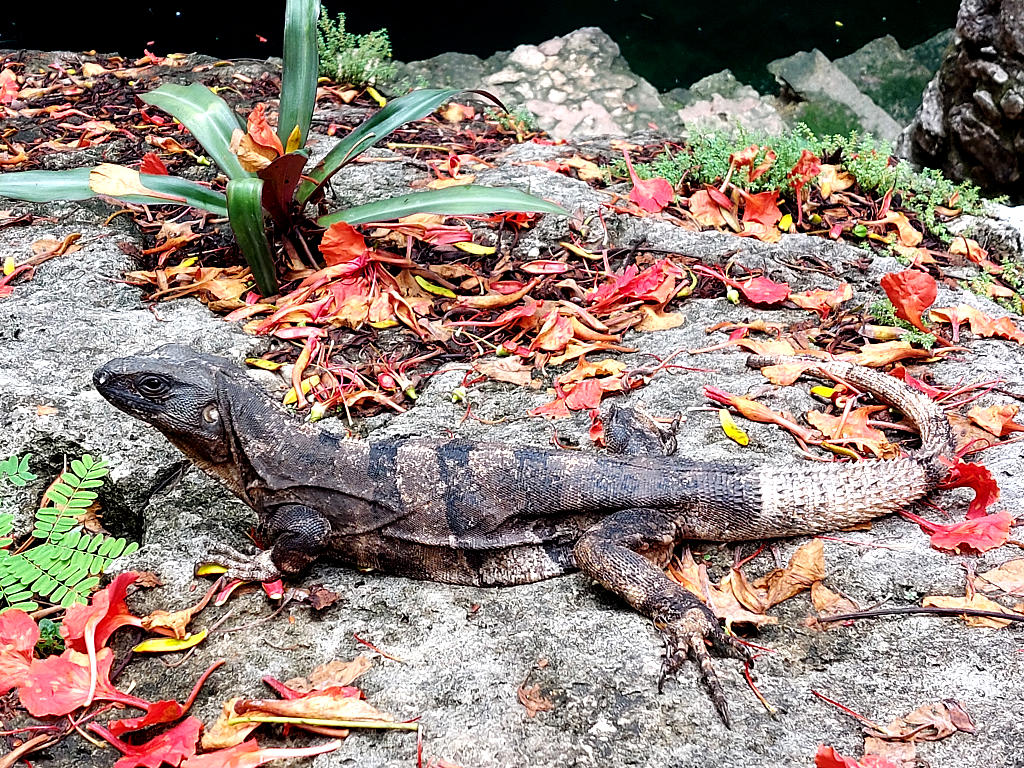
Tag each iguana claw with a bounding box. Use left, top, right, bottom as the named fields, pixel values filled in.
left=206, top=543, right=282, bottom=583
left=656, top=604, right=750, bottom=729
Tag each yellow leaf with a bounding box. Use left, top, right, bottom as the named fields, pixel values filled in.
left=285, top=125, right=303, bottom=154
left=3, top=256, right=14, bottom=276
left=560, top=241, right=602, bottom=260
left=454, top=241, right=496, bottom=255
left=283, top=374, right=320, bottom=405
left=413, top=274, right=457, bottom=298
left=89, top=164, right=184, bottom=202
left=196, top=563, right=228, bottom=576
left=365, top=86, right=386, bottom=107
left=719, top=408, right=749, bottom=445
left=777, top=213, right=793, bottom=230
left=246, top=358, right=284, bottom=371
left=133, top=628, right=208, bottom=653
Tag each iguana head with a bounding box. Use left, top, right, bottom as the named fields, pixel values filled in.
left=93, top=344, right=238, bottom=465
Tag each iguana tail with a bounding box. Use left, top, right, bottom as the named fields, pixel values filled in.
left=679, top=356, right=956, bottom=541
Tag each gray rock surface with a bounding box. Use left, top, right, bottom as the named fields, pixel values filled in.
left=2, top=121, right=1024, bottom=768
left=395, top=28, right=678, bottom=140
left=898, top=0, right=1024, bottom=198
left=834, top=35, right=938, bottom=124
left=665, top=70, right=787, bottom=137
left=768, top=49, right=904, bottom=141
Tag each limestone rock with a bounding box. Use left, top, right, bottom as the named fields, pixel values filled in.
left=768, top=49, right=903, bottom=141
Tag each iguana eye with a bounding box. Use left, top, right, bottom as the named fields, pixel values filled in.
left=202, top=405, right=220, bottom=424
left=136, top=374, right=168, bottom=398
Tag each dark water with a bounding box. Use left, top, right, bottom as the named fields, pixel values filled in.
left=3, top=1, right=958, bottom=92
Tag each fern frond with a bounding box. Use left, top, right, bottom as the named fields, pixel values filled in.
left=34, top=454, right=109, bottom=542
left=0, top=551, right=39, bottom=611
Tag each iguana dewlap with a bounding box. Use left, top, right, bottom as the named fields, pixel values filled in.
left=93, top=344, right=955, bottom=726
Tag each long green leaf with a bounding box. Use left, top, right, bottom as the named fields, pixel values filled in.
left=278, top=0, right=320, bottom=151
left=298, top=88, right=499, bottom=205
left=142, top=83, right=251, bottom=180
left=139, top=174, right=228, bottom=217
left=317, top=185, right=567, bottom=226
left=227, top=178, right=278, bottom=295
left=0, top=168, right=95, bottom=201
left=0, top=167, right=228, bottom=215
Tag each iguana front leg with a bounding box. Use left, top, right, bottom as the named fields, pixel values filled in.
left=584, top=406, right=747, bottom=726
left=573, top=509, right=748, bottom=727
left=209, top=504, right=331, bottom=582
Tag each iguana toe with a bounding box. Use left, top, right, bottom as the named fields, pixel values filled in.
left=656, top=604, right=748, bottom=728
left=206, top=543, right=282, bottom=583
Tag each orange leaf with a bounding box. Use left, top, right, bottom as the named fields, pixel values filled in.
left=930, top=304, right=1024, bottom=344
left=788, top=283, right=852, bottom=318
left=319, top=222, right=369, bottom=271
left=532, top=309, right=574, bottom=352
left=246, top=103, right=284, bottom=156
left=968, top=404, right=1024, bottom=437
left=687, top=189, right=729, bottom=228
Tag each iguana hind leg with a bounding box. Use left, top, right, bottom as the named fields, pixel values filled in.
left=208, top=504, right=331, bottom=581
left=573, top=508, right=748, bottom=727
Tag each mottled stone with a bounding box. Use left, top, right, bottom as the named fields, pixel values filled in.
left=900, top=0, right=1024, bottom=198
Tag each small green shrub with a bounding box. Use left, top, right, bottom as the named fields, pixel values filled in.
left=316, top=10, right=396, bottom=87
left=868, top=299, right=938, bottom=348
left=0, top=454, right=138, bottom=611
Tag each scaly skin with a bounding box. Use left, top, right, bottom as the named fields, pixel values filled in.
left=93, top=345, right=955, bottom=726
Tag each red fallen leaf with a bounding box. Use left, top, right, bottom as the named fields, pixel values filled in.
left=528, top=396, right=572, bottom=420
left=90, top=717, right=202, bottom=768
left=938, top=459, right=1000, bottom=518
left=0, top=609, right=40, bottom=694
left=622, top=149, right=673, bottom=213
left=968, top=404, right=1024, bottom=437
left=564, top=378, right=604, bottom=410
left=19, top=647, right=149, bottom=717
left=588, top=259, right=686, bottom=311
left=319, top=221, right=369, bottom=272
left=588, top=409, right=605, bottom=447
left=521, top=260, right=570, bottom=275
left=749, top=149, right=777, bottom=182
left=888, top=366, right=945, bottom=399
left=108, top=660, right=225, bottom=736
left=532, top=309, right=574, bottom=352
left=140, top=153, right=170, bottom=175
left=692, top=265, right=790, bottom=305
left=787, top=149, right=822, bottom=227
left=729, top=144, right=759, bottom=167
left=0, top=68, right=20, bottom=105
left=246, top=103, right=284, bottom=156
left=901, top=509, right=1013, bottom=553
left=182, top=739, right=341, bottom=768
left=880, top=269, right=936, bottom=333
left=61, top=572, right=142, bottom=653
left=930, top=304, right=1024, bottom=344
left=740, top=190, right=782, bottom=228
left=788, top=283, right=852, bottom=318
left=815, top=745, right=899, bottom=768
left=736, top=275, right=791, bottom=304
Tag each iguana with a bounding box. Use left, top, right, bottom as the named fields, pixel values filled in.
left=93, top=344, right=955, bottom=726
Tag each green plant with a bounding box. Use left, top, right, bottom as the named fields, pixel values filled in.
left=316, top=10, right=396, bottom=87
left=0, top=454, right=138, bottom=612
left=868, top=299, right=938, bottom=348
left=0, top=0, right=564, bottom=297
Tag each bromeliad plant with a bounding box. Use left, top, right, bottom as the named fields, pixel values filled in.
left=0, top=0, right=564, bottom=296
